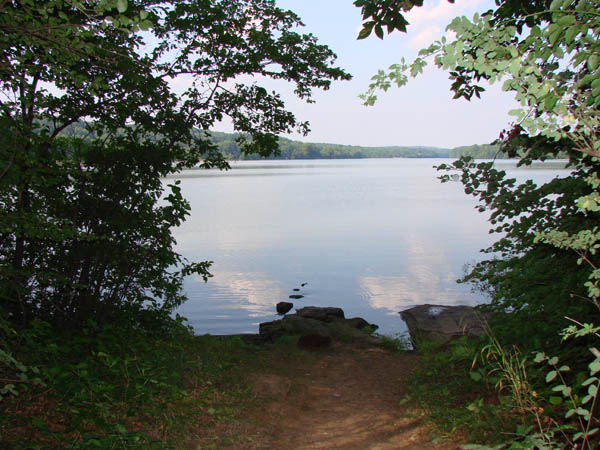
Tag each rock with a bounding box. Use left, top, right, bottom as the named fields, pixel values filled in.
left=400, top=304, right=488, bottom=349
left=297, top=333, right=331, bottom=349
left=259, top=314, right=331, bottom=341
left=344, top=317, right=379, bottom=331
left=289, top=294, right=304, bottom=299
left=276, top=301, right=294, bottom=315
left=296, top=306, right=344, bottom=322
left=293, top=288, right=300, bottom=292
left=259, top=306, right=382, bottom=346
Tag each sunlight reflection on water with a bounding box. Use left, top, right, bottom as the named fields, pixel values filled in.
left=172, top=158, right=568, bottom=336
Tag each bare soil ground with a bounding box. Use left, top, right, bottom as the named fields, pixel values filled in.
left=201, top=341, right=465, bottom=450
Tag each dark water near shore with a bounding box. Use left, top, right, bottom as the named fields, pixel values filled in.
left=171, top=158, right=567, bottom=336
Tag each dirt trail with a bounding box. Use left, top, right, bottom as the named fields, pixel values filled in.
left=233, top=342, right=463, bottom=450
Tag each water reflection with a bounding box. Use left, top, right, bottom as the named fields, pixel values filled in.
left=192, top=271, right=284, bottom=318
left=173, top=159, right=568, bottom=336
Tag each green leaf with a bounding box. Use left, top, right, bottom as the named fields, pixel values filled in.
left=358, top=22, right=374, bottom=40
left=557, top=15, right=575, bottom=27
left=546, top=370, right=558, bottom=383
left=588, top=54, right=599, bottom=72
left=139, top=20, right=153, bottom=31
left=565, top=26, right=579, bottom=44
left=549, top=396, right=563, bottom=405
left=590, top=359, right=600, bottom=375
left=470, top=371, right=483, bottom=382
left=116, top=0, right=127, bottom=13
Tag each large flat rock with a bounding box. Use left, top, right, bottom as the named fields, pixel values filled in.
left=400, top=304, right=487, bottom=348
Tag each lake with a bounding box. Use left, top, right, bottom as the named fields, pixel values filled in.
left=171, top=158, right=567, bottom=337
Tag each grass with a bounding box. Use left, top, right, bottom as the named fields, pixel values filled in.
left=380, top=332, right=412, bottom=352
left=402, top=336, right=529, bottom=444
left=0, top=318, right=257, bottom=449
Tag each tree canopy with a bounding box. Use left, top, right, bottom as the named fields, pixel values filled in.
left=0, top=0, right=350, bottom=328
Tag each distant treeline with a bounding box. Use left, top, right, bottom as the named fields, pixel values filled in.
left=60, top=123, right=509, bottom=160
left=210, top=131, right=511, bottom=160
left=449, top=143, right=505, bottom=159
left=209, top=131, right=451, bottom=159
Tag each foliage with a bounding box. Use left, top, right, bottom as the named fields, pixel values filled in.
left=0, top=317, right=254, bottom=449
left=478, top=332, right=536, bottom=412
left=354, top=0, right=455, bottom=39
left=0, top=0, right=350, bottom=328
left=379, top=332, right=412, bottom=351
left=404, top=337, right=515, bottom=443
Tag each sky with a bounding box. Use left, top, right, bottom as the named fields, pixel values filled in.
left=213, top=0, right=519, bottom=149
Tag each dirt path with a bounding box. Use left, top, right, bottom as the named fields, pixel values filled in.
left=230, top=342, right=463, bottom=450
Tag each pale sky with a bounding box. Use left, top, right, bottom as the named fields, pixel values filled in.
left=213, top=0, right=518, bottom=149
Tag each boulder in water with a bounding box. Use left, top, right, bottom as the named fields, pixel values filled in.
left=276, top=301, right=294, bottom=315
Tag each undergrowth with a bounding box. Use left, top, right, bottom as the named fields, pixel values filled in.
left=406, top=332, right=600, bottom=449
left=0, top=316, right=254, bottom=449
left=404, top=336, right=528, bottom=444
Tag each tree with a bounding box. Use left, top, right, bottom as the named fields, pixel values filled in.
left=0, top=0, right=350, bottom=328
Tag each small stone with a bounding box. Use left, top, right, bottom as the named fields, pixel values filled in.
left=293, top=288, right=300, bottom=291
left=289, top=294, right=304, bottom=299
left=332, top=393, right=342, bottom=398
left=276, top=301, right=293, bottom=315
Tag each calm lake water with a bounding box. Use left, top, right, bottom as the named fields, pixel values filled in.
left=171, top=158, right=567, bottom=337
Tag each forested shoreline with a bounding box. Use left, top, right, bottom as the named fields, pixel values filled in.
left=63, top=122, right=506, bottom=159
left=212, top=131, right=508, bottom=159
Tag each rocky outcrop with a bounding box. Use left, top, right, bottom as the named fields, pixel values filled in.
left=296, top=306, right=344, bottom=322
left=400, top=304, right=488, bottom=349
left=259, top=306, right=381, bottom=347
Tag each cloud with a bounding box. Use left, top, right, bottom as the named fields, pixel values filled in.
left=405, top=0, right=488, bottom=28
left=392, top=0, right=490, bottom=48
left=407, top=25, right=441, bottom=49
